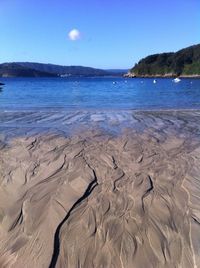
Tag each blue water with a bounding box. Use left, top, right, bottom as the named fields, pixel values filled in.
left=0, top=77, right=200, bottom=110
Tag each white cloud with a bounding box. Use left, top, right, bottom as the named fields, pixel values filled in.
left=68, top=29, right=81, bottom=41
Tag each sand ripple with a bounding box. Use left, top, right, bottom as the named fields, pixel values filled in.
left=0, top=111, right=200, bottom=267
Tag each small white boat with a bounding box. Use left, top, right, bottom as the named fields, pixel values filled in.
left=173, top=78, right=181, bottom=83
left=153, top=79, right=157, bottom=84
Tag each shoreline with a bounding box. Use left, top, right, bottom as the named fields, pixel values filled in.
left=124, top=73, right=200, bottom=78
left=1, top=109, right=200, bottom=140
left=1, top=107, right=200, bottom=112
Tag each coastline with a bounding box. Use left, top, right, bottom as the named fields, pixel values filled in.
left=1, top=109, right=200, bottom=139
left=0, top=109, right=200, bottom=267
left=124, top=72, right=200, bottom=78
left=1, top=2, right=200, bottom=267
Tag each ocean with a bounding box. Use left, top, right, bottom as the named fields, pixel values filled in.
left=0, top=77, right=200, bottom=137
left=0, top=77, right=200, bottom=111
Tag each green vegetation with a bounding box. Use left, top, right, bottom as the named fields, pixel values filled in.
left=130, top=44, right=200, bottom=77
left=16, top=62, right=110, bottom=76
left=0, top=63, right=57, bottom=77
left=0, top=62, right=125, bottom=77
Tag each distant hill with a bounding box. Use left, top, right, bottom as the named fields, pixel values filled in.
left=0, top=62, right=125, bottom=78
left=17, top=62, right=113, bottom=77
left=128, top=44, right=200, bottom=77
left=0, top=63, right=57, bottom=77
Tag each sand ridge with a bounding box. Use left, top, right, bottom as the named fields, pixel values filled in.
left=0, top=111, right=200, bottom=267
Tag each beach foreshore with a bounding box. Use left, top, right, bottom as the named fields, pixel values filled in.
left=0, top=110, right=200, bottom=268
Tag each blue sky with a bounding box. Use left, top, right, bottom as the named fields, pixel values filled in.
left=0, top=0, right=199, bottom=69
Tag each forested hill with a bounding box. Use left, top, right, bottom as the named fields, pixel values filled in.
left=16, top=62, right=111, bottom=76
left=129, top=44, right=200, bottom=77
left=0, top=62, right=125, bottom=77
left=0, top=63, right=57, bottom=78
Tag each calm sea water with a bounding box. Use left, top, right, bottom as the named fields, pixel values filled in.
left=0, top=77, right=200, bottom=111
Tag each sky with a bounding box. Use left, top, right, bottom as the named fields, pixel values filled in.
left=0, top=0, right=200, bottom=69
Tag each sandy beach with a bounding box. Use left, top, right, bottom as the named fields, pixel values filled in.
left=1, top=0, right=200, bottom=266
left=0, top=110, right=200, bottom=268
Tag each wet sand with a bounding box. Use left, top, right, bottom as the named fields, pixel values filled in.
left=0, top=110, right=200, bottom=268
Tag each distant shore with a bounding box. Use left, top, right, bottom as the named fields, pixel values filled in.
left=124, top=72, right=200, bottom=78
